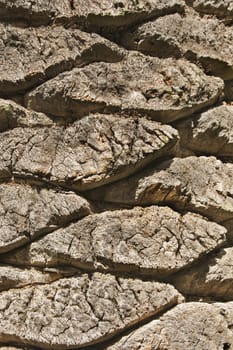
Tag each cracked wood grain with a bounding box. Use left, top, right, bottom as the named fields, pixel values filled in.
left=105, top=302, right=233, bottom=350
left=0, top=113, right=178, bottom=189
left=177, top=104, right=233, bottom=158
left=87, top=156, right=233, bottom=227
left=25, top=52, right=223, bottom=123
left=0, top=99, right=54, bottom=132
left=0, top=265, right=76, bottom=292
left=1, top=205, right=226, bottom=278
left=172, top=247, right=233, bottom=300
left=0, top=0, right=233, bottom=349
left=0, top=273, right=183, bottom=349
left=0, top=182, right=91, bottom=253
left=121, top=9, right=233, bottom=80
left=0, top=0, right=185, bottom=29
left=0, top=23, right=124, bottom=95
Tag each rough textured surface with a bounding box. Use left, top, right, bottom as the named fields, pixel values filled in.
left=0, top=265, right=76, bottom=292
left=87, top=156, right=233, bottom=224
left=177, top=104, right=233, bottom=157
left=0, top=0, right=71, bottom=25
left=25, top=52, right=223, bottom=123
left=1, top=206, right=226, bottom=277
left=172, top=247, right=233, bottom=300
left=0, top=24, right=124, bottom=95
left=0, top=273, right=182, bottom=349
left=2, top=0, right=233, bottom=349
left=0, top=183, right=91, bottom=253
left=192, top=0, right=233, bottom=19
left=0, top=114, right=178, bottom=189
left=105, top=302, right=233, bottom=350
left=57, top=0, right=186, bottom=33
left=122, top=11, right=233, bottom=79
left=0, top=0, right=185, bottom=29
left=0, top=99, right=53, bottom=132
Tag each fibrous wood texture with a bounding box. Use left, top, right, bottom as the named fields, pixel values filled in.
left=1, top=1, right=233, bottom=349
